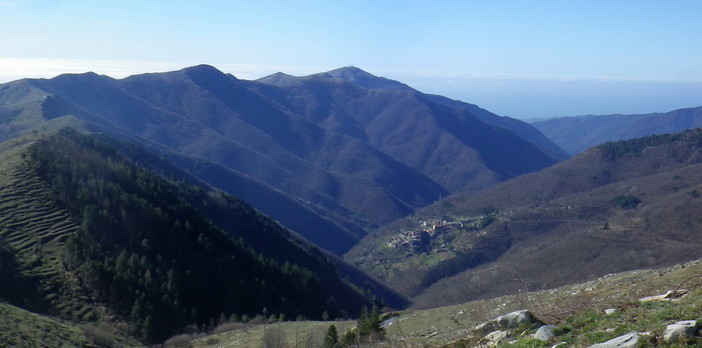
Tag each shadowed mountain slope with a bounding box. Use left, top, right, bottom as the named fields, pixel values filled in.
left=258, top=66, right=568, bottom=161
left=531, top=106, right=702, bottom=155
left=253, top=67, right=561, bottom=192
left=1, top=65, right=561, bottom=254
left=2, top=67, right=444, bottom=253
left=348, top=129, right=702, bottom=307
left=0, top=129, right=403, bottom=342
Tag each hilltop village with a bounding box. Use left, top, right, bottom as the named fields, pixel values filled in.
left=386, top=214, right=496, bottom=253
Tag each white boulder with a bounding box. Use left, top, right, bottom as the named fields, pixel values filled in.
left=533, top=325, right=556, bottom=342
left=589, top=332, right=645, bottom=348
left=663, top=320, right=699, bottom=343
left=484, top=330, right=508, bottom=346
left=474, top=310, right=543, bottom=335
left=639, top=289, right=687, bottom=302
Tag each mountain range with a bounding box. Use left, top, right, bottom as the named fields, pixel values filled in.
left=0, top=65, right=562, bottom=254
left=531, top=106, right=702, bottom=155
left=4, top=64, right=702, bottom=346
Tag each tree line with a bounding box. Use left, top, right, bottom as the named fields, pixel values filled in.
left=25, top=129, right=361, bottom=341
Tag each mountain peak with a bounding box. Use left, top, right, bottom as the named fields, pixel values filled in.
left=177, top=64, right=243, bottom=89
left=256, top=71, right=299, bottom=86
left=257, top=66, right=412, bottom=91
left=49, top=71, right=105, bottom=82
left=180, top=64, right=226, bottom=78
left=324, top=66, right=412, bottom=91
left=326, top=66, right=373, bottom=78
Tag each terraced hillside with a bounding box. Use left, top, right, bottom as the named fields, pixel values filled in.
left=0, top=301, right=144, bottom=348
left=0, top=302, right=92, bottom=348
left=0, top=144, right=111, bottom=323
left=0, top=130, right=394, bottom=343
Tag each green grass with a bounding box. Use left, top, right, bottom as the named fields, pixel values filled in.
left=190, top=320, right=355, bottom=348
left=0, top=302, right=145, bottom=348
left=424, top=253, right=446, bottom=267
left=543, top=292, right=702, bottom=347
left=0, top=302, right=90, bottom=348
left=188, top=259, right=702, bottom=347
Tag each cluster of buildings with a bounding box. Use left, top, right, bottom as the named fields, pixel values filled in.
left=386, top=217, right=474, bottom=251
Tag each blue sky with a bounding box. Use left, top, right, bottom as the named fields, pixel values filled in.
left=1, top=0, right=701, bottom=118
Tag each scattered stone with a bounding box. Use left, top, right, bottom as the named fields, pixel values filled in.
left=589, top=332, right=647, bottom=348
left=604, top=308, right=616, bottom=315
left=664, top=320, right=699, bottom=343
left=639, top=289, right=688, bottom=302
left=380, top=316, right=398, bottom=328
left=474, top=310, right=543, bottom=335
left=484, top=330, right=508, bottom=346
left=552, top=342, right=567, bottom=348
left=472, top=310, right=545, bottom=345
left=533, top=325, right=555, bottom=342
left=495, top=310, right=542, bottom=330
left=474, top=321, right=499, bottom=335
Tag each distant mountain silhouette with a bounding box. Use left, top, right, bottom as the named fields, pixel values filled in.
left=0, top=65, right=561, bottom=254
left=258, top=67, right=568, bottom=160
left=253, top=67, right=561, bottom=192
left=531, top=106, right=702, bottom=155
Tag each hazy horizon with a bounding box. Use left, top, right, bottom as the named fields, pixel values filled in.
left=2, top=0, right=700, bottom=119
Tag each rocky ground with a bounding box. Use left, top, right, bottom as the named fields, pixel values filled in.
left=185, top=259, right=702, bottom=347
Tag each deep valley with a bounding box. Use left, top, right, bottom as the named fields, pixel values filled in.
left=1, top=66, right=702, bottom=347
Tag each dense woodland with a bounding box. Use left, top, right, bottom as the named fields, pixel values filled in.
left=596, top=128, right=702, bottom=160
left=24, top=129, right=367, bottom=341
left=0, top=241, right=40, bottom=308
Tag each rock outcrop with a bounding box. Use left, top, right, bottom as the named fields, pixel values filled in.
left=588, top=332, right=648, bottom=348
left=638, top=289, right=688, bottom=302
left=474, top=310, right=544, bottom=335
left=468, top=310, right=545, bottom=346
left=533, top=325, right=555, bottom=342
left=664, top=320, right=699, bottom=343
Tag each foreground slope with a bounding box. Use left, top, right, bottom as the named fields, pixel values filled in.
left=189, top=258, right=702, bottom=347
left=0, top=301, right=146, bottom=348
left=531, top=106, right=702, bottom=155
left=349, top=129, right=702, bottom=305
left=0, top=129, right=383, bottom=342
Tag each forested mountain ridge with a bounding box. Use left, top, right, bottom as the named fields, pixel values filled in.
left=531, top=105, right=702, bottom=155
left=298, top=66, right=569, bottom=161
left=0, top=65, right=563, bottom=254
left=0, top=129, right=391, bottom=342
left=348, top=128, right=702, bottom=307
left=253, top=66, right=564, bottom=192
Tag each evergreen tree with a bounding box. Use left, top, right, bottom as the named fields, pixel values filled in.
left=322, top=324, right=339, bottom=348
left=341, top=305, right=385, bottom=346
left=22, top=129, right=370, bottom=342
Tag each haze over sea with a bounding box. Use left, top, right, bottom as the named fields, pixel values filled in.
left=1, top=0, right=700, bottom=118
